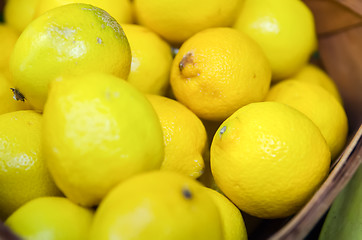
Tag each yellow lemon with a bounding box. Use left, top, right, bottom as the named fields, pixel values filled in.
left=10, top=3, right=131, bottom=110
left=42, top=72, right=164, bottom=207
left=170, top=27, right=271, bottom=121
left=233, top=0, right=317, bottom=81
left=265, top=79, right=348, bottom=160
left=34, top=0, right=133, bottom=24
left=5, top=197, right=93, bottom=240
left=4, top=0, right=39, bottom=32
left=0, top=73, right=32, bottom=115
left=202, top=187, right=248, bottom=240
left=89, top=171, right=223, bottom=240
left=122, top=24, right=173, bottom=95
left=210, top=102, right=330, bottom=219
left=146, top=95, right=207, bottom=178
left=0, top=110, right=61, bottom=220
left=292, top=64, right=343, bottom=103
left=134, top=0, right=243, bottom=46
left=0, top=24, right=18, bottom=74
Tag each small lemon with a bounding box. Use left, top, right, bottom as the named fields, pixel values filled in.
left=210, top=102, right=331, bottom=219
left=233, top=0, right=317, bottom=81
left=265, top=79, right=348, bottom=160
left=43, top=72, right=164, bottom=207
left=122, top=24, right=173, bottom=95
left=134, top=0, right=243, bottom=46
left=170, top=27, right=271, bottom=121
left=5, top=197, right=93, bottom=240
left=202, top=187, right=248, bottom=240
left=146, top=95, right=207, bottom=178
left=0, top=24, right=18, bottom=73
left=34, top=0, right=133, bottom=25
left=0, top=110, right=61, bottom=220
left=4, top=0, right=39, bottom=32
left=292, top=64, right=343, bottom=103
left=0, top=73, right=31, bottom=115
left=10, top=3, right=131, bottom=110
left=89, top=171, right=223, bottom=240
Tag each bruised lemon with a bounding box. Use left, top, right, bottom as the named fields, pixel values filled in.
left=89, top=171, right=223, bottom=240
left=10, top=3, right=131, bottom=110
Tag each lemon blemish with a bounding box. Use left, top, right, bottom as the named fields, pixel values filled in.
left=182, top=186, right=192, bottom=199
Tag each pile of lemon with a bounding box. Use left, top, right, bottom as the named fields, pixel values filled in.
left=0, top=0, right=349, bottom=239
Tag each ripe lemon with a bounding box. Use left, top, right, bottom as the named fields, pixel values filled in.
left=210, top=102, right=331, bottom=219
left=170, top=27, right=271, bottom=121
left=4, top=0, right=39, bottom=32
left=233, top=0, right=317, bottom=81
left=5, top=197, right=93, bottom=240
left=0, top=24, right=18, bottom=74
left=34, top=0, right=133, bottom=25
left=265, top=79, right=348, bottom=160
left=42, top=72, right=164, bottom=207
left=122, top=24, right=173, bottom=95
left=146, top=95, right=207, bottom=178
left=202, top=187, right=248, bottom=240
left=0, top=110, right=61, bottom=220
left=10, top=3, right=131, bottom=110
left=0, top=73, right=31, bottom=115
left=133, top=0, right=243, bottom=46
left=292, top=64, right=343, bottom=103
left=89, top=171, right=223, bottom=240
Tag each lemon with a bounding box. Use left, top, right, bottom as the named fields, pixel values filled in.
left=10, top=3, right=131, bottom=110
left=42, top=72, right=164, bottom=207
left=233, top=0, right=317, bottom=81
left=34, top=0, right=133, bottom=25
left=265, top=79, right=348, bottom=160
left=202, top=187, right=248, bottom=240
left=210, top=102, right=330, bottom=219
left=4, top=0, right=39, bottom=32
left=89, top=171, right=223, bottom=240
left=5, top=197, right=93, bottom=240
left=0, top=110, right=61, bottom=220
left=0, top=24, right=18, bottom=74
left=292, top=64, right=343, bottom=103
left=122, top=24, right=173, bottom=95
left=170, top=27, right=271, bottom=121
left=134, top=0, right=243, bottom=46
left=146, top=94, right=207, bottom=178
left=0, top=73, right=31, bottom=115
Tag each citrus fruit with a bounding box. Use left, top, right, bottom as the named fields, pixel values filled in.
left=292, top=64, right=343, bottom=103
left=0, top=73, right=31, bottom=115
left=10, top=3, right=132, bottom=110
left=170, top=27, right=271, bottom=121
left=265, top=79, right=348, bottom=160
left=34, top=0, right=133, bottom=25
left=4, top=0, right=39, bottom=32
left=202, top=187, right=248, bottom=240
left=133, top=0, right=243, bottom=46
left=122, top=24, right=173, bottom=95
left=42, top=72, right=164, bottom=207
left=0, top=110, right=61, bottom=220
left=146, top=94, right=207, bottom=178
left=233, top=0, right=317, bottom=81
left=89, top=171, right=223, bottom=240
left=5, top=197, right=93, bottom=240
left=210, top=102, right=331, bottom=218
left=0, top=23, right=18, bottom=74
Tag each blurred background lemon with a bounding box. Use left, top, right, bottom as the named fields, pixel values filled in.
left=122, top=24, right=173, bottom=95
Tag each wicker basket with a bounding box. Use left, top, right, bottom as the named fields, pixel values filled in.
left=0, top=0, right=361, bottom=239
